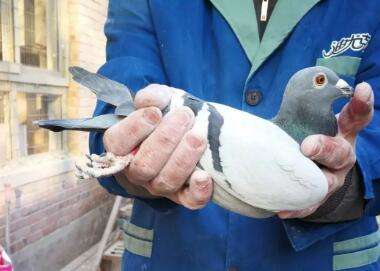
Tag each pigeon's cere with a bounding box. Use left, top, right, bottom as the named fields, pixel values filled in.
left=36, top=66, right=354, bottom=218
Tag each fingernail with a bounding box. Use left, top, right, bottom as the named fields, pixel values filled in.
left=364, top=89, right=372, bottom=103
left=154, top=87, right=172, bottom=108
left=356, top=82, right=372, bottom=102
left=176, top=108, right=193, bottom=126
left=156, top=86, right=170, bottom=98
left=195, top=177, right=210, bottom=190
left=301, top=136, right=320, bottom=157
left=278, top=212, right=291, bottom=219
left=279, top=211, right=299, bottom=219
left=193, top=171, right=211, bottom=188
left=143, top=108, right=161, bottom=125
left=186, top=134, right=204, bottom=149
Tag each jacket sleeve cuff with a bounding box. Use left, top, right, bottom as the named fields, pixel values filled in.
left=282, top=218, right=358, bottom=251
left=282, top=144, right=371, bottom=251
left=282, top=164, right=364, bottom=250
left=356, top=139, right=376, bottom=201
left=301, top=164, right=365, bottom=223
left=356, top=139, right=380, bottom=216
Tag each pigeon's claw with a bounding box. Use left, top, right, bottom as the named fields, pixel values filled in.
left=75, top=152, right=133, bottom=179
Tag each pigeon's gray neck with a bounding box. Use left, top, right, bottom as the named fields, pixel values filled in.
left=273, top=95, right=338, bottom=144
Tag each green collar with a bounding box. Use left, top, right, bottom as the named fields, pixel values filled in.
left=210, top=0, right=260, bottom=65
left=210, top=0, right=322, bottom=80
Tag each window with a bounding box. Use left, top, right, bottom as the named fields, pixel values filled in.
left=16, top=92, right=62, bottom=156
left=19, top=0, right=59, bottom=70
left=0, top=0, right=66, bottom=164
left=0, top=0, right=60, bottom=68
left=0, top=0, right=15, bottom=62
left=0, top=92, right=5, bottom=123
left=0, top=91, right=10, bottom=165
left=0, top=3, right=2, bottom=61
left=21, top=0, right=47, bottom=68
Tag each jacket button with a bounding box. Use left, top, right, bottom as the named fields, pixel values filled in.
left=245, top=90, right=263, bottom=106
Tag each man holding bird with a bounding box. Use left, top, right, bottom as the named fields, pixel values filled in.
left=88, top=1, right=379, bottom=270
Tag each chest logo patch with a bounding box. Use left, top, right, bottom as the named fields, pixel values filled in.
left=322, top=33, right=371, bottom=58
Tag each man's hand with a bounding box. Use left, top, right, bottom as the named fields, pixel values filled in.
left=279, top=82, right=374, bottom=219
left=103, top=84, right=213, bottom=209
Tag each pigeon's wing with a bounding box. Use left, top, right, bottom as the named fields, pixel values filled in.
left=69, top=67, right=134, bottom=108
left=213, top=183, right=274, bottom=218
left=198, top=103, right=328, bottom=212
left=35, top=114, right=122, bottom=132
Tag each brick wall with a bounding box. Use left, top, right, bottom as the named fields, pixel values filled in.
left=0, top=0, right=113, bottom=269
left=0, top=174, right=112, bottom=253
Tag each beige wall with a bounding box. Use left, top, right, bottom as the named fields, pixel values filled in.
left=0, top=1, right=113, bottom=270
left=67, top=0, right=108, bottom=154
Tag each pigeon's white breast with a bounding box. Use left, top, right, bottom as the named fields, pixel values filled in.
left=196, top=102, right=328, bottom=212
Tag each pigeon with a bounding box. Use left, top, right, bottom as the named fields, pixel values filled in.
left=36, top=66, right=354, bottom=218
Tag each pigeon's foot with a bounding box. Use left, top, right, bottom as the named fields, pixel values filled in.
left=75, top=152, right=132, bottom=179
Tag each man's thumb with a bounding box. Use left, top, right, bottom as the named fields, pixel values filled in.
left=338, top=82, right=374, bottom=141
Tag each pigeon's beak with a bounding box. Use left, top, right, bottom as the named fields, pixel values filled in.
left=335, top=79, right=354, bottom=98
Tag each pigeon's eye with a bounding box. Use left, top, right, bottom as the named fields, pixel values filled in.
left=313, top=74, right=327, bottom=88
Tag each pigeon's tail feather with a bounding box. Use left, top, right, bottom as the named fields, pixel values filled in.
left=68, top=66, right=87, bottom=80
left=69, top=66, right=134, bottom=112
left=115, top=102, right=136, bottom=116
left=35, top=114, right=122, bottom=132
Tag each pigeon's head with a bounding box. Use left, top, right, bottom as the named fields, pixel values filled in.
left=284, top=66, right=354, bottom=104
left=275, top=66, right=355, bottom=143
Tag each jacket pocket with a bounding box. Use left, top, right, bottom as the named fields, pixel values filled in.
left=316, top=56, right=362, bottom=78
left=333, top=230, right=380, bottom=270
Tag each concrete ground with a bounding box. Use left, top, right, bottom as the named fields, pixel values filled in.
left=61, top=238, right=123, bottom=271
left=60, top=243, right=99, bottom=271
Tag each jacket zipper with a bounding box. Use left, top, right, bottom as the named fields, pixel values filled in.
left=260, top=0, right=269, bottom=21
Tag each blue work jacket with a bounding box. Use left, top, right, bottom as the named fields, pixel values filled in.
left=90, top=0, right=380, bottom=270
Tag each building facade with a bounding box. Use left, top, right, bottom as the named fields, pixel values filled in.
left=0, top=0, right=113, bottom=270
